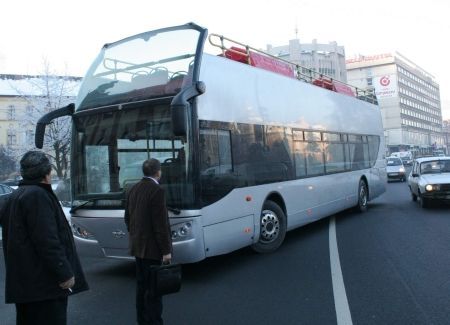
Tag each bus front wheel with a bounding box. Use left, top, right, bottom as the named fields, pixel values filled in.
left=252, top=200, right=287, bottom=253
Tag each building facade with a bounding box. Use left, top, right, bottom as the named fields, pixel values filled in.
left=443, top=120, right=450, bottom=155
left=346, top=53, right=444, bottom=157
left=266, top=38, right=347, bottom=82
left=0, top=74, right=81, bottom=175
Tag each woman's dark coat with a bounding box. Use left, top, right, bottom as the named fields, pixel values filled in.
left=0, top=180, right=88, bottom=304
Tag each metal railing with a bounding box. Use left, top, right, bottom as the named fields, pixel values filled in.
left=208, top=33, right=378, bottom=105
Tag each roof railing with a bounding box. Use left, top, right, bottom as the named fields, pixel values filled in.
left=208, top=34, right=378, bottom=105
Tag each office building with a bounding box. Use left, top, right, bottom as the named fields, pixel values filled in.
left=267, top=38, right=347, bottom=82
left=346, top=53, right=444, bottom=156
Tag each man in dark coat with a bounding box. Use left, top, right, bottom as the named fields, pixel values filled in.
left=0, top=151, right=88, bottom=325
left=125, top=158, right=172, bottom=325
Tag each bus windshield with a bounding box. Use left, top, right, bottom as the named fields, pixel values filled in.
left=72, top=103, right=195, bottom=209
left=76, top=28, right=201, bottom=110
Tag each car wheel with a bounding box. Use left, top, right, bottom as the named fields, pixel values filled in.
left=252, top=200, right=287, bottom=253
left=410, top=190, right=418, bottom=202
left=419, top=192, right=429, bottom=208
left=355, top=179, right=368, bottom=212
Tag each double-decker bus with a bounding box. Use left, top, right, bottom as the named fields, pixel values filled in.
left=35, top=23, right=386, bottom=263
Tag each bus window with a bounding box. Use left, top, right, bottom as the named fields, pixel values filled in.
left=363, top=143, right=370, bottom=168
left=217, top=130, right=232, bottom=173
left=324, top=142, right=345, bottom=173
left=265, top=126, right=294, bottom=177
left=200, top=129, right=232, bottom=175
left=349, top=143, right=369, bottom=170
left=85, top=145, right=111, bottom=193
left=293, top=141, right=307, bottom=177
left=200, top=128, right=234, bottom=205
left=368, top=135, right=380, bottom=166
left=305, top=141, right=324, bottom=176
left=304, top=131, right=321, bottom=141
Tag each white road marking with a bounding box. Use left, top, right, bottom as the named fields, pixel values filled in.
left=329, top=216, right=353, bottom=325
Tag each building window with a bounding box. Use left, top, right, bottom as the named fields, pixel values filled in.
left=26, top=105, right=34, bottom=114
left=26, top=130, right=35, bottom=145
left=7, top=130, right=17, bottom=146
left=367, top=78, right=373, bottom=86
left=7, top=105, right=16, bottom=120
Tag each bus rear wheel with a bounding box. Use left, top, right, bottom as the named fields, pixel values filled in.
left=356, top=180, right=368, bottom=212
left=252, top=200, right=287, bottom=253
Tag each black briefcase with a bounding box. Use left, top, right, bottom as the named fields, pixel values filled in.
left=150, top=263, right=182, bottom=296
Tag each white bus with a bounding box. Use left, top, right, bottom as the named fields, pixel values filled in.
left=35, top=23, right=386, bottom=263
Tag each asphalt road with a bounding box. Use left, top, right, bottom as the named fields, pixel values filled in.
left=1, top=180, right=449, bottom=325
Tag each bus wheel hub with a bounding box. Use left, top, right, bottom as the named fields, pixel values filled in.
left=261, top=210, right=280, bottom=243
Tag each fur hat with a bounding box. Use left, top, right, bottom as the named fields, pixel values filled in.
left=20, top=151, right=52, bottom=181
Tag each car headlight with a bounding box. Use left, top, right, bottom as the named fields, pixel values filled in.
left=171, top=222, right=193, bottom=241
left=72, top=223, right=95, bottom=239
left=399, top=167, right=405, bottom=173
left=425, top=184, right=440, bottom=192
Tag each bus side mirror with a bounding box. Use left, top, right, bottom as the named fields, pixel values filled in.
left=35, top=103, right=75, bottom=149
left=171, top=81, right=205, bottom=136
left=171, top=103, right=189, bottom=137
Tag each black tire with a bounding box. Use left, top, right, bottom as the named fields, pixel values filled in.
left=411, top=189, right=418, bottom=202
left=252, top=200, right=287, bottom=253
left=355, top=179, right=368, bottom=212
left=419, top=192, right=429, bottom=208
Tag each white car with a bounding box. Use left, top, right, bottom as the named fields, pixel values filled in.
left=386, top=157, right=406, bottom=182
left=408, top=157, right=450, bottom=208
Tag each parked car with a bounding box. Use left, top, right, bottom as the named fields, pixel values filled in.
left=386, top=157, right=406, bottom=182
left=1, top=176, right=22, bottom=189
left=0, top=184, right=14, bottom=210
left=408, top=157, right=450, bottom=208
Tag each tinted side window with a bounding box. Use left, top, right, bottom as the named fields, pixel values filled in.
left=324, top=142, right=345, bottom=173
left=200, top=129, right=232, bottom=176
left=293, top=141, right=307, bottom=177
left=305, top=142, right=324, bottom=176
left=368, top=135, right=380, bottom=166
left=200, top=128, right=234, bottom=205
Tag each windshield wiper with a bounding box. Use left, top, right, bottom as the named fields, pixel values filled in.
left=70, top=197, right=108, bottom=213
left=167, top=206, right=181, bottom=215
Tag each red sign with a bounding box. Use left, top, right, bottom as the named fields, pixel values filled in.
left=379, top=76, right=390, bottom=86
left=346, top=53, right=393, bottom=64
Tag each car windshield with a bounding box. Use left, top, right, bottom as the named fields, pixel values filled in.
left=387, top=158, right=402, bottom=166
left=420, top=160, right=450, bottom=174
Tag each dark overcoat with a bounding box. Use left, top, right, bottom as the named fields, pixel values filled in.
left=0, top=180, right=88, bottom=304
left=124, top=178, right=172, bottom=260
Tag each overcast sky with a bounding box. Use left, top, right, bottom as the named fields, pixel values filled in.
left=1, top=0, right=449, bottom=118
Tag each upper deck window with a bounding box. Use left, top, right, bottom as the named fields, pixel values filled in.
left=76, top=27, right=201, bottom=110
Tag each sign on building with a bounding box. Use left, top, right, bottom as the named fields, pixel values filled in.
left=373, top=75, right=397, bottom=98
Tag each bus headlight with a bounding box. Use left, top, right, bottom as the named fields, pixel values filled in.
left=425, top=184, right=440, bottom=192
left=171, top=222, right=193, bottom=241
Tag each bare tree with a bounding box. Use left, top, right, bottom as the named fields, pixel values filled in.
left=13, top=60, right=81, bottom=178
left=0, top=145, right=16, bottom=180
